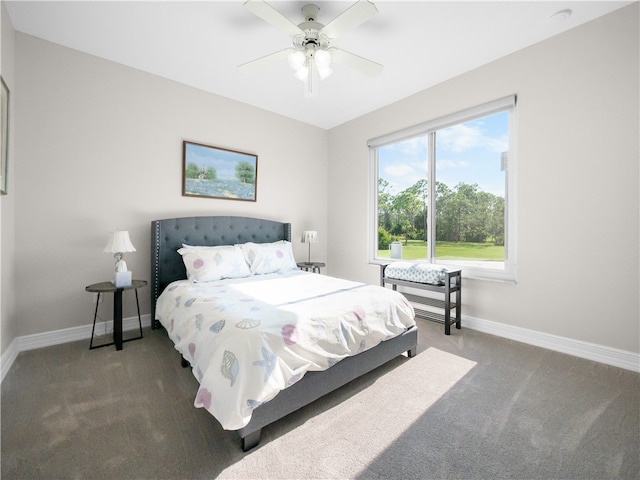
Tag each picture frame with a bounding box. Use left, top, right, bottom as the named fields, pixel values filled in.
left=1, top=76, right=9, bottom=195
left=182, top=141, right=258, bottom=202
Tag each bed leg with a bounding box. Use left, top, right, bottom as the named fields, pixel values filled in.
left=181, top=356, right=190, bottom=368
left=241, top=429, right=262, bottom=452
left=407, top=347, right=417, bottom=358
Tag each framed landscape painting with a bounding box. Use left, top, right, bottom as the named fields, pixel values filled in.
left=1, top=76, right=8, bottom=195
left=182, top=141, right=257, bottom=202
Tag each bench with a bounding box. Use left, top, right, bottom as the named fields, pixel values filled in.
left=380, top=262, right=462, bottom=335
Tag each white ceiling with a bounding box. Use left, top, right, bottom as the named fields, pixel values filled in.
left=5, top=1, right=632, bottom=129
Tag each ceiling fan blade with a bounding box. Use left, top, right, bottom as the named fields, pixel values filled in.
left=242, top=0, right=302, bottom=37
left=238, top=49, right=293, bottom=73
left=321, top=0, right=378, bottom=39
left=330, top=48, right=383, bottom=77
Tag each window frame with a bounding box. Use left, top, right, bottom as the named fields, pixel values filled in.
left=368, top=95, right=518, bottom=282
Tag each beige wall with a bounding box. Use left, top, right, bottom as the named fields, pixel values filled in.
left=327, top=4, right=639, bottom=353
left=1, top=1, right=16, bottom=354
left=10, top=33, right=328, bottom=340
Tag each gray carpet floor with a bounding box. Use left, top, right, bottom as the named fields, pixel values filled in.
left=2, top=319, right=639, bottom=479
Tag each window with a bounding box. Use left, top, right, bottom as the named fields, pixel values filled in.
left=369, top=96, right=517, bottom=281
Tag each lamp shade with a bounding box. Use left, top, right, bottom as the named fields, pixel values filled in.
left=301, top=231, right=318, bottom=244
left=103, top=230, right=136, bottom=254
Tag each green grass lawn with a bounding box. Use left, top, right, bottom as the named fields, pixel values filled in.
left=378, top=240, right=504, bottom=261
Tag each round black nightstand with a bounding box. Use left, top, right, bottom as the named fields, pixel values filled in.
left=297, top=262, right=326, bottom=273
left=85, top=279, right=146, bottom=350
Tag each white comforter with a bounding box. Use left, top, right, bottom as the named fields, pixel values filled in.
left=155, top=270, right=415, bottom=430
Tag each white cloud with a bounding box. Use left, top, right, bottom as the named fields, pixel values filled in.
left=436, top=158, right=470, bottom=170
left=384, top=164, right=415, bottom=177
left=385, top=136, right=428, bottom=156
left=437, top=122, right=507, bottom=154
left=382, top=163, right=425, bottom=194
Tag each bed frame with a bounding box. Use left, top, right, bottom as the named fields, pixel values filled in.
left=151, top=216, right=418, bottom=451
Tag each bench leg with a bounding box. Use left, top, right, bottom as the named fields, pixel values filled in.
left=456, top=288, right=462, bottom=330
left=444, top=278, right=451, bottom=335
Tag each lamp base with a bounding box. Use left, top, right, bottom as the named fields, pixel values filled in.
left=114, top=271, right=132, bottom=288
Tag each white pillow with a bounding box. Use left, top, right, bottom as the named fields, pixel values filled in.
left=241, top=241, right=298, bottom=275
left=177, top=245, right=251, bottom=282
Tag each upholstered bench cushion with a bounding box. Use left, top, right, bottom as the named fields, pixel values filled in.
left=384, top=262, right=449, bottom=286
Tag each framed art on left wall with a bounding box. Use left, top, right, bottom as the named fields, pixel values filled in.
left=1, top=76, right=9, bottom=195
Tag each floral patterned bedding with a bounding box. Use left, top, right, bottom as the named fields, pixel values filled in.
left=155, top=270, right=416, bottom=430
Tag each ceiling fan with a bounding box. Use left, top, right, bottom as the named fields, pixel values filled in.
left=239, top=0, right=383, bottom=98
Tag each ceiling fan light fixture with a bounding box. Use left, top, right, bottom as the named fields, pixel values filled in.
left=288, top=50, right=306, bottom=71
left=317, top=65, right=333, bottom=80
left=294, top=64, right=309, bottom=81
left=314, top=49, right=332, bottom=69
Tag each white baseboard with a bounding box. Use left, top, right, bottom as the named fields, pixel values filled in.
left=462, top=315, right=640, bottom=372
left=1, top=314, right=152, bottom=382
left=2, top=313, right=638, bottom=383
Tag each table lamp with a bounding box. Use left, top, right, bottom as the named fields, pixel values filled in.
left=104, top=230, right=136, bottom=287
left=301, top=230, right=318, bottom=264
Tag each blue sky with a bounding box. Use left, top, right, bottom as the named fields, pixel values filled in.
left=185, top=143, right=256, bottom=180
left=379, top=111, right=509, bottom=197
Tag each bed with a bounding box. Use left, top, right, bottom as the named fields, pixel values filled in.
left=151, top=216, right=418, bottom=451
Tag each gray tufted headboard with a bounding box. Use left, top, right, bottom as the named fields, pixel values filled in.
left=150, top=216, right=292, bottom=328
